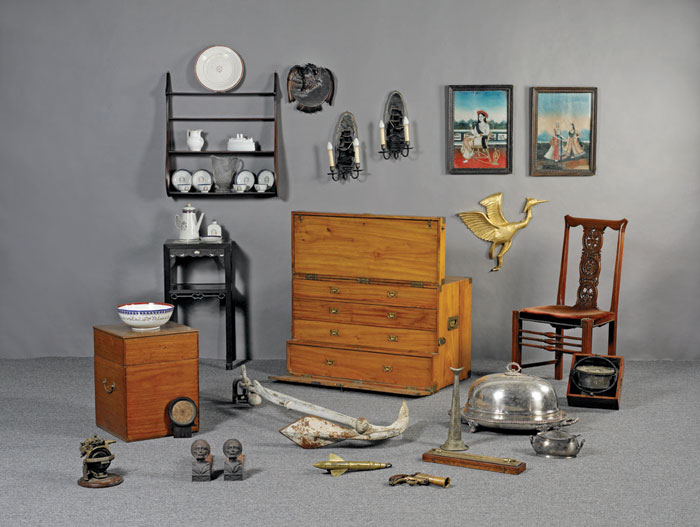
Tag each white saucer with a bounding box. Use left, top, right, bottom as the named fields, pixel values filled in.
left=200, top=236, right=223, bottom=243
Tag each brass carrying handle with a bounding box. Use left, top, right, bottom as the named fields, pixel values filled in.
left=330, top=287, right=340, bottom=294
left=329, top=307, right=339, bottom=314
left=386, top=312, right=397, bottom=319
left=102, top=378, right=115, bottom=394
left=330, top=329, right=339, bottom=336
left=388, top=335, right=398, bottom=342
left=387, top=290, right=398, bottom=298
left=325, top=359, right=335, bottom=366
left=383, top=365, right=393, bottom=372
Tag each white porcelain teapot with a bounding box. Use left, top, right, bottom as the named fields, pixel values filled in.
left=175, top=203, right=204, bottom=241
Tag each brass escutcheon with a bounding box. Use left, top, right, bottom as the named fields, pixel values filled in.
left=330, top=329, right=339, bottom=336
left=325, top=359, right=335, bottom=366
left=102, top=378, right=115, bottom=394
left=329, top=307, right=339, bottom=314
left=386, top=312, right=397, bottom=319
left=387, top=290, right=398, bottom=298
left=388, top=335, right=398, bottom=342
left=383, top=365, right=393, bottom=372
left=330, top=286, right=340, bottom=294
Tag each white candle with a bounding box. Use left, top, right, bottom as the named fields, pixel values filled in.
left=403, top=116, right=410, bottom=144
left=327, top=142, right=335, bottom=169
left=353, top=137, right=360, bottom=164
left=379, top=120, right=386, bottom=148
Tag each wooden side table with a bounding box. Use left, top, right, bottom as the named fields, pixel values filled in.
left=164, top=240, right=236, bottom=369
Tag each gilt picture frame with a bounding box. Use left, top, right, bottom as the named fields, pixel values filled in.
left=447, top=85, right=513, bottom=174
left=530, top=87, right=597, bottom=176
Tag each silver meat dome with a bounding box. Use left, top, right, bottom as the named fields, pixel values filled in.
left=461, top=362, right=577, bottom=431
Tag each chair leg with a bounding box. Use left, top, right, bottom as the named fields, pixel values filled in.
left=608, top=321, right=617, bottom=355
left=554, top=327, right=564, bottom=380
left=581, top=318, right=594, bottom=355
left=512, top=311, right=522, bottom=366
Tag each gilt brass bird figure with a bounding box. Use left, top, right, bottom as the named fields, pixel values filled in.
left=458, top=192, right=548, bottom=272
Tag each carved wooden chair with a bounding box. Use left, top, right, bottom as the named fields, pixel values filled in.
left=472, top=133, right=499, bottom=165
left=512, top=216, right=628, bottom=379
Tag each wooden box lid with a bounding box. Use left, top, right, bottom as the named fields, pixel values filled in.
left=93, top=322, right=198, bottom=366
left=292, top=212, right=445, bottom=286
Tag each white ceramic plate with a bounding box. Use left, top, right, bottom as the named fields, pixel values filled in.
left=171, top=169, right=192, bottom=192
left=257, top=169, right=275, bottom=187
left=195, top=46, right=244, bottom=92
left=200, top=236, right=222, bottom=243
left=234, top=170, right=255, bottom=190
left=192, top=169, right=213, bottom=192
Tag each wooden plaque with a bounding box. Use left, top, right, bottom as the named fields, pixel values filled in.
left=422, top=448, right=526, bottom=475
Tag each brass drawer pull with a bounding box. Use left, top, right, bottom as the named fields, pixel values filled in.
left=386, top=312, right=397, bottom=319
left=388, top=335, right=398, bottom=342
left=330, top=287, right=340, bottom=294
left=325, top=359, right=335, bottom=366
left=102, top=378, right=115, bottom=394
left=383, top=365, right=393, bottom=372
left=330, top=329, right=339, bottom=336
left=387, top=290, right=398, bottom=298
left=329, top=307, right=339, bottom=314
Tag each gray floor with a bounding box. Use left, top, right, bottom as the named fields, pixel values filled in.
left=1, top=357, right=698, bottom=526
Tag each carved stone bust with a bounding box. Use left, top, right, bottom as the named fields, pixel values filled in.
left=223, top=439, right=244, bottom=481
left=191, top=439, right=212, bottom=482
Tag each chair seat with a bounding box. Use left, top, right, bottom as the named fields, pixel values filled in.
left=520, top=305, right=615, bottom=324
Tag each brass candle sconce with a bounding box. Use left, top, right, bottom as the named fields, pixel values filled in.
left=327, top=111, right=362, bottom=181
left=379, top=91, right=412, bottom=159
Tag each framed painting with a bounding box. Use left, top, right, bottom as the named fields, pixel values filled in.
left=530, top=87, right=597, bottom=176
left=447, top=85, right=513, bottom=174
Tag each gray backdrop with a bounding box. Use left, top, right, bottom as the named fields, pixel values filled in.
left=1, top=0, right=698, bottom=361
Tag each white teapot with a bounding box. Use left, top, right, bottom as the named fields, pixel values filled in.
left=175, top=203, right=204, bottom=241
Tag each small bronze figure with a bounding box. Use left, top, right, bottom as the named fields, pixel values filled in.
left=223, top=439, right=244, bottom=481
left=191, top=439, right=213, bottom=482
left=78, top=434, right=123, bottom=488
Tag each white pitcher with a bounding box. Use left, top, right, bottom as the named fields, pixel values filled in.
left=175, top=203, right=204, bottom=241
left=187, top=129, right=204, bottom=151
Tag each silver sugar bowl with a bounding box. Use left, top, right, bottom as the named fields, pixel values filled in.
left=530, top=429, right=585, bottom=458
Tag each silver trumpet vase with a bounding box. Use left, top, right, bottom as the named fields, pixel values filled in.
left=441, top=367, right=468, bottom=451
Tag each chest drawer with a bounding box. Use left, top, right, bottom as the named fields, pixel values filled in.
left=293, top=298, right=436, bottom=330
left=292, top=213, right=444, bottom=285
left=293, top=277, right=437, bottom=308
left=293, top=319, right=436, bottom=355
left=287, top=342, right=433, bottom=389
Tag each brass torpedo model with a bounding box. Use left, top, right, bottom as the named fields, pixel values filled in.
left=313, top=453, right=392, bottom=476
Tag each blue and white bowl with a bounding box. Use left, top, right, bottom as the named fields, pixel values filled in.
left=117, top=302, right=174, bottom=331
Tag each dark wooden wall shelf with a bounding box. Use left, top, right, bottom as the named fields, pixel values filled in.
left=165, top=71, right=279, bottom=198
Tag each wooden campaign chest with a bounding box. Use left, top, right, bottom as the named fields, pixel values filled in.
left=93, top=322, right=199, bottom=441
left=273, top=211, right=472, bottom=396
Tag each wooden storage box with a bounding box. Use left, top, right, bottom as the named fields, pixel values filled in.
left=93, top=322, right=199, bottom=441
left=566, top=353, right=624, bottom=410
left=273, top=211, right=472, bottom=396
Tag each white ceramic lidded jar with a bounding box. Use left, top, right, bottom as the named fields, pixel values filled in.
left=207, top=220, right=222, bottom=238
left=187, top=129, right=205, bottom=151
